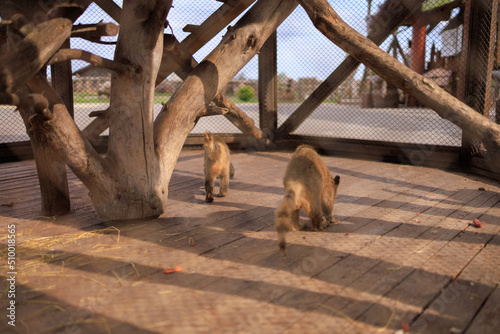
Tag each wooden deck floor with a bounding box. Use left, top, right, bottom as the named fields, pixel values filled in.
left=1, top=150, right=499, bottom=334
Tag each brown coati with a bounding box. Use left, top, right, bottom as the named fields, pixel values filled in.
left=204, top=131, right=235, bottom=203
left=275, top=145, right=340, bottom=257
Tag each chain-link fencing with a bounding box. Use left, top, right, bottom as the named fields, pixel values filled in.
left=0, top=0, right=498, bottom=160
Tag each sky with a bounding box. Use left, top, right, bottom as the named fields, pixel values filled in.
left=71, top=0, right=456, bottom=81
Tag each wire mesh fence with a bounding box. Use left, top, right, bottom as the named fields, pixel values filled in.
left=0, top=1, right=498, bottom=156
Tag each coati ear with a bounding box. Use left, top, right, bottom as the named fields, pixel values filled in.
left=204, top=130, right=212, bottom=143
left=333, top=175, right=340, bottom=185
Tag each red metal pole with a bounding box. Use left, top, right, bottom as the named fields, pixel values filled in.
left=409, top=14, right=426, bottom=106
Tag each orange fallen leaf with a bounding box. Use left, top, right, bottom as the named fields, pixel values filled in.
left=164, top=266, right=183, bottom=274
left=401, top=322, right=410, bottom=331
left=473, top=219, right=484, bottom=228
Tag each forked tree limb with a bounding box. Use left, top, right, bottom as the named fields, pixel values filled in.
left=82, top=33, right=270, bottom=146
left=23, top=74, right=112, bottom=193
left=154, top=0, right=298, bottom=181
left=296, top=0, right=500, bottom=168
left=163, top=34, right=271, bottom=145
left=48, top=49, right=129, bottom=74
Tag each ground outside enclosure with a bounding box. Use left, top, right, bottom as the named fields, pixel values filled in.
left=0, top=150, right=499, bottom=334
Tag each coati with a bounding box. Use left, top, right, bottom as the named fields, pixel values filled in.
left=275, top=145, right=340, bottom=257
left=204, top=131, right=235, bottom=203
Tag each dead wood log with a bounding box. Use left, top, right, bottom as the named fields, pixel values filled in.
left=297, top=0, right=500, bottom=170
left=154, top=0, right=298, bottom=182
left=48, top=49, right=129, bottom=74
left=71, top=22, right=119, bottom=42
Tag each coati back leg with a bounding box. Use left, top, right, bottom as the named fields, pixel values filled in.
left=205, top=178, right=215, bottom=203
left=219, top=166, right=229, bottom=197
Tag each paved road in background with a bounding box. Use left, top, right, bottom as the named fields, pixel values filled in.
left=1, top=103, right=466, bottom=146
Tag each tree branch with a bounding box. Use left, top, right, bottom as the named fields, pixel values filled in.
left=71, top=22, right=119, bottom=42
left=23, top=73, right=112, bottom=195
left=0, top=91, right=49, bottom=117
left=154, top=0, right=297, bottom=181
left=162, top=34, right=271, bottom=146
left=48, top=49, right=129, bottom=74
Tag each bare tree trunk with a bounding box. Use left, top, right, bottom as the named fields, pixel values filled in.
left=99, top=0, right=172, bottom=220
left=296, top=0, right=500, bottom=170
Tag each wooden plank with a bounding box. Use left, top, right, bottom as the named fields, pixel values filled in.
left=277, top=135, right=462, bottom=170
left=411, top=233, right=500, bottom=333
left=276, top=0, right=426, bottom=137
left=2, top=151, right=500, bottom=333
left=286, top=175, right=499, bottom=332
left=348, top=193, right=500, bottom=332
left=466, top=285, right=500, bottom=333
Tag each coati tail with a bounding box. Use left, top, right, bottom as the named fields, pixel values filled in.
left=275, top=190, right=296, bottom=258
left=229, top=162, right=235, bottom=179
left=278, top=231, right=287, bottom=257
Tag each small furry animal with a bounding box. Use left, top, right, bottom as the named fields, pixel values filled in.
left=204, top=131, right=235, bottom=203
left=275, top=145, right=340, bottom=257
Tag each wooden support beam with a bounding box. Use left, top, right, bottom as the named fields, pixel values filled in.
left=50, top=39, right=74, bottom=117
left=258, top=31, right=278, bottom=137
left=458, top=0, right=498, bottom=115
left=277, top=0, right=426, bottom=137
left=181, top=0, right=256, bottom=54
left=459, top=0, right=499, bottom=168
left=157, top=0, right=256, bottom=83
left=93, top=0, right=122, bottom=22
left=163, top=35, right=271, bottom=146
left=182, top=24, right=199, bottom=33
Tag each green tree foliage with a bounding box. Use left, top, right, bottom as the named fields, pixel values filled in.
left=237, top=85, right=255, bottom=102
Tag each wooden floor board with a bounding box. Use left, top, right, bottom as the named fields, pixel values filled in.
left=0, top=150, right=499, bottom=333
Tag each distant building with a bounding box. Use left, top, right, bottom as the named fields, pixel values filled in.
left=73, top=65, right=112, bottom=96
left=73, top=66, right=184, bottom=97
